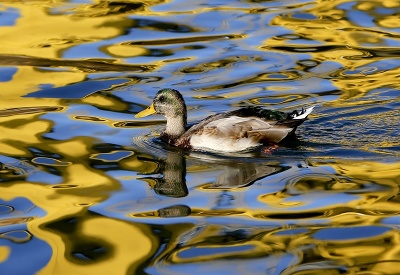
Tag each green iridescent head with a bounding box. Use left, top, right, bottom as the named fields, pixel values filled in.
left=135, top=89, right=187, bottom=119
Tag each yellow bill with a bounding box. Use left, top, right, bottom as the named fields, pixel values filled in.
left=135, top=103, right=156, bottom=118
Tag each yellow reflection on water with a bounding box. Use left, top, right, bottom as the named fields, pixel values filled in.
left=0, top=246, right=10, bottom=263
left=313, top=160, right=400, bottom=213
left=105, top=44, right=148, bottom=57
left=0, top=2, right=127, bottom=58
left=263, top=0, right=400, bottom=103
left=0, top=117, right=52, bottom=156
left=0, top=1, right=154, bottom=97
left=256, top=159, right=400, bottom=216
left=34, top=217, right=155, bottom=275
left=0, top=151, right=150, bottom=273
left=329, top=160, right=400, bottom=180
left=0, top=0, right=399, bottom=273
left=0, top=67, right=85, bottom=98
left=51, top=138, right=96, bottom=158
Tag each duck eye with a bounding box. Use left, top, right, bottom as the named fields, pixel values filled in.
left=158, top=95, right=166, bottom=102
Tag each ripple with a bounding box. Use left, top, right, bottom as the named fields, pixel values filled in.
left=306, top=106, right=400, bottom=157
left=174, top=244, right=259, bottom=263
left=312, top=225, right=392, bottom=241
left=0, top=54, right=158, bottom=72
left=64, top=2, right=146, bottom=17
left=0, top=161, right=37, bottom=180
left=2, top=0, right=400, bottom=274
left=0, top=205, right=14, bottom=215
left=90, top=150, right=134, bottom=162
left=0, top=106, right=62, bottom=117
left=124, top=34, right=244, bottom=46
left=0, top=217, right=34, bottom=226
left=73, top=115, right=108, bottom=122
left=254, top=211, right=326, bottom=220
left=51, top=184, right=80, bottom=189
left=0, top=230, right=32, bottom=243
left=32, top=157, right=71, bottom=167
left=284, top=173, right=385, bottom=194
left=131, top=129, right=172, bottom=158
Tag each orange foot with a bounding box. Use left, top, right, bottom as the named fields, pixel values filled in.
left=262, top=144, right=278, bottom=155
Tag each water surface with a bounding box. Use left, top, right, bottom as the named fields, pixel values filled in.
left=0, top=0, right=399, bottom=274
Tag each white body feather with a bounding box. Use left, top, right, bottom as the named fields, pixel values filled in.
left=190, top=116, right=273, bottom=152
left=190, top=135, right=261, bottom=152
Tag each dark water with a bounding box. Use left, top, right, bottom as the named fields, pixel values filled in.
left=0, top=0, right=399, bottom=274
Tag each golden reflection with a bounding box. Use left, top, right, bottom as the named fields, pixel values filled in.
left=81, top=92, right=131, bottom=112
left=0, top=95, right=147, bottom=273
left=0, top=66, right=85, bottom=98
left=0, top=139, right=148, bottom=273
left=148, top=221, right=400, bottom=273
left=104, top=44, right=148, bottom=57
left=0, top=119, right=52, bottom=156
left=378, top=15, right=400, bottom=28
left=0, top=246, right=10, bottom=263
left=0, top=1, right=158, bottom=97
left=327, top=160, right=400, bottom=180
left=255, top=159, right=400, bottom=219
left=0, top=0, right=400, bottom=273
left=320, top=160, right=400, bottom=213
left=51, top=138, right=96, bottom=159
left=314, top=228, right=400, bottom=274
left=70, top=0, right=167, bottom=17
left=0, top=3, right=128, bottom=58
left=263, top=0, right=400, bottom=103
left=33, top=216, right=156, bottom=275
left=151, top=224, right=286, bottom=267
left=118, top=152, right=159, bottom=173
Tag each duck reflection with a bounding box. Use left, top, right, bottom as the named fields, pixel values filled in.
left=138, top=151, right=188, bottom=198
left=138, top=150, right=286, bottom=197
left=196, top=156, right=286, bottom=189
left=156, top=204, right=192, bottom=218
left=136, top=150, right=287, bottom=218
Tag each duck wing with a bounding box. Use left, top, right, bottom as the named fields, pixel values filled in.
left=243, top=106, right=315, bottom=142
left=175, top=106, right=314, bottom=150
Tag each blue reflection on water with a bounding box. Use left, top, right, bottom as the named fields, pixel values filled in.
left=178, top=245, right=255, bottom=258
left=313, top=225, right=392, bottom=241
left=0, top=67, right=17, bottom=82
left=26, top=79, right=128, bottom=98
left=0, top=197, right=46, bottom=221
left=0, top=0, right=399, bottom=273
left=0, top=198, right=51, bottom=274
left=0, top=6, right=19, bottom=27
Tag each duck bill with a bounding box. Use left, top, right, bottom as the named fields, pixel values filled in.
left=135, top=103, right=156, bottom=118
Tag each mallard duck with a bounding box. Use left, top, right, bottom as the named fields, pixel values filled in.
left=135, top=88, right=314, bottom=153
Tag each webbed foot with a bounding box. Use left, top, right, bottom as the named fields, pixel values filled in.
left=262, top=144, right=278, bottom=155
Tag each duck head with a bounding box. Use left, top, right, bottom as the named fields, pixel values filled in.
left=135, top=88, right=187, bottom=119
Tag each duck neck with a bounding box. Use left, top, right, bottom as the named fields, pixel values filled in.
left=165, top=115, right=186, bottom=138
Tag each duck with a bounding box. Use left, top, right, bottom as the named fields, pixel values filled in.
left=135, top=88, right=314, bottom=153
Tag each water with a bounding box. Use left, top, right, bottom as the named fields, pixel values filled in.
left=0, top=0, right=399, bottom=274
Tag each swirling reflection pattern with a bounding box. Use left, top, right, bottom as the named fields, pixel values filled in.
left=0, top=0, right=399, bottom=274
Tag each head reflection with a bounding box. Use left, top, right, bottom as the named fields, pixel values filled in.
left=139, top=150, right=287, bottom=195
left=139, top=151, right=188, bottom=198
